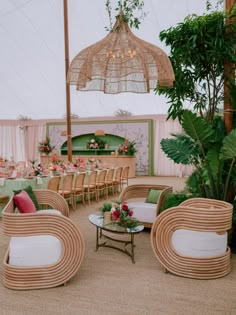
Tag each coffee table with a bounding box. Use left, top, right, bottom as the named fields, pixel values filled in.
left=88, top=214, right=144, bottom=263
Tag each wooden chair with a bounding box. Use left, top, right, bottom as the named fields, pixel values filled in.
left=72, top=172, right=86, bottom=209
left=2, top=189, right=85, bottom=290
left=121, top=165, right=130, bottom=190
left=112, top=166, right=123, bottom=195
left=104, top=168, right=115, bottom=198
left=58, top=173, right=74, bottom=207
left=151, top=198, right=233, bottom=279
left=119, top=184, right=173, bottom=228
left=95, top=169, right=107, bottom=201
left=83, top=171, right=97, bottom=205
left=47, top=176, right=61, bottom=192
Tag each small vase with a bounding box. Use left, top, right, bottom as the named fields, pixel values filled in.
left=103, top=212, right=112, bottom=224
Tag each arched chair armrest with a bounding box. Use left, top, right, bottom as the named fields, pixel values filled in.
left=2, top=191, right=84, bottom=290
left=150, top=199, right=233, bottom=279
left=33, top=189, right=69, bottom=217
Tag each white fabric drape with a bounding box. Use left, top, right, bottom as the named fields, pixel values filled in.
left=154, top=118, right=193, bottom=177
left=0, top=123, right=45, bottom=165
left=0, top=125, right=24, bottom=161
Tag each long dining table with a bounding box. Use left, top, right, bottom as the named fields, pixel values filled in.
left=0, top=167, right=118, bottom=215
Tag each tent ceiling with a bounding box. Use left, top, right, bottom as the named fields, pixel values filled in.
left=0, top=0, right=219, bottom=119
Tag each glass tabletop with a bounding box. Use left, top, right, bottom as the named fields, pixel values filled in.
left=88, top=214, right=144, bottom=234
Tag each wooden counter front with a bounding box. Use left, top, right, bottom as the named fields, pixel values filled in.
left=40, top=155, right=136, bottom=178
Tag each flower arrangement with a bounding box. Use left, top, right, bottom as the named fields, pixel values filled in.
left=49, top=163, right=58, bottom=173
left=30, top=160, right=43, bottom=176
left=87, top=136, right=107, bottom=149
left=118, top=140, right=137, bottom=156
left=73, top=156, right=84, bottom=168
left=99, top=200, right=139, bottom=228
left=38, top=136, right=55, bottom=155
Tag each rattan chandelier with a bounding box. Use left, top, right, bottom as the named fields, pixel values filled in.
left=68, top=11, right=175, bottom=94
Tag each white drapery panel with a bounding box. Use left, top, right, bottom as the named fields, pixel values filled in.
left=0, top=125, right=24, bottom=161
left=154, top=118, right=193, bottom=177
left=0, top=122, right=45, bottom=165
left=24, top=125, right=46, bottom=164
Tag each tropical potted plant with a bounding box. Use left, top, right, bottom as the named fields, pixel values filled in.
left=155, top=4, right=236, bottom=249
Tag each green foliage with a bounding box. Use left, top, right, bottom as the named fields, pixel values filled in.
left=105, top=0, right=146, bottom=31
left=127, top=140, right=137, bottom=156
left=156, top=8, right=236, bottom=122
left=161, top=193, right=190, bottom=211
left=161, top=110, right=236, bottom=200
left=99, top=202, right=113, bottom=213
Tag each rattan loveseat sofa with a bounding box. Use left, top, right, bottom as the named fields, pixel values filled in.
left=2, top=189, right=85, bottom=290
left=119, top=184, right=173, bottom=228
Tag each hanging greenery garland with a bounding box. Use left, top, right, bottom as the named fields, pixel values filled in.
left=105, top=0, right=147, bottom=32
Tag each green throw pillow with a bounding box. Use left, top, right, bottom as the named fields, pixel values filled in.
left=145, top=189, right=162, bottom=204
left=13, top=185, right=40, bottom=210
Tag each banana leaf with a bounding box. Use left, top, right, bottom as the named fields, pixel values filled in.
left=181, top=110, right=215, bottom=146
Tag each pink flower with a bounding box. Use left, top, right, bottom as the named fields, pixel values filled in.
left=52, top=157, right=58, bottom=162
left=129, top=210, right=133, bottom=217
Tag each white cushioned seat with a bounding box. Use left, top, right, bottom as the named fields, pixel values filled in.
left=9, top=209, right=62, bottom=267
left=128, top=201, right=156, bottom=224
left=171, top=229, right=227, bottom=258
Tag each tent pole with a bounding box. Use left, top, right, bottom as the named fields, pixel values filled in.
left=63, top=0, right=72, bottom=162
left=224, top=0, right=236, bottom=133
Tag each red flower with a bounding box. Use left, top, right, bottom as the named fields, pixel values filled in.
left=112, top=209, right=120, bottom=220
left=122, top=204, right=129, bottom=211
left=52, top=157, right=58, bottom=162
left=129, top=210, right=133, bottom=217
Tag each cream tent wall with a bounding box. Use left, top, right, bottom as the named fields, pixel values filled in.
left=0, top=0, right=220, bottom=119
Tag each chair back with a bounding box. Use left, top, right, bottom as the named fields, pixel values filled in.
left=121, top=165, right=130, bottom=188
left=47, top=176, right=61, bottom=192
left=96, top=169, right=107, bottom=185
left=61, top=173, right=74, bottom=193
left=122, top=165, right=129, bottom=179
left=74, top=172, right=86, bottom=190
left=87, top=170, right=97, bottom=186
left=114, top=166, right=123, bottom=181
left=106, top=168, right=115, bottom=182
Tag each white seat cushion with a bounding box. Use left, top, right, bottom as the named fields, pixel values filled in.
left=171, top=229, right=227, bottom=258
left=128, top=201, right=156, bottom=223
left=9, top=209, right=62, bottom=267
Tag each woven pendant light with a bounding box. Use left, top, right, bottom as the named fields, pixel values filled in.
left=68, top=11, right=175, bottom=94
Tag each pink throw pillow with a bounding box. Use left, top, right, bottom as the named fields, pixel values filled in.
left=13, top=190, right=36, bottom=213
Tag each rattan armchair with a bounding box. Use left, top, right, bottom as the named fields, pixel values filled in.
left=151, top=198, right=233, bottom=279
left=2, top=189, right=85, bottom=290
left=119, top=184, right=173, bottom=228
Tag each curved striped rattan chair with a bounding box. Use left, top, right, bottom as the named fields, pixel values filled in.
left=2, top=189, right=85, bottom=290
left=151, top=198, right=233, bottom=279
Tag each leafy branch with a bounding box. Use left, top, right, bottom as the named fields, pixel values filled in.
left=105, top=0, right=147, bottom=32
